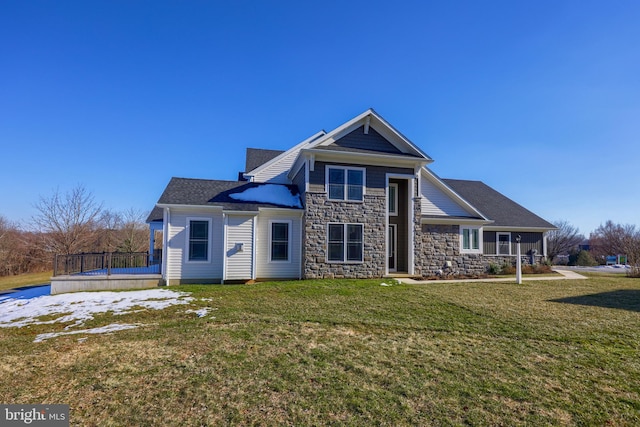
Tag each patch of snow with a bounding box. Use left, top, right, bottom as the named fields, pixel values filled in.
left=34, top=323, right=142, bottom=343
left=0, top=289, right=193, bottom=329
left=380, top=282, right=392, bottom=287
left=186, top=308, right=215, bottom=318
left=229, top=184, right=302, bottom=208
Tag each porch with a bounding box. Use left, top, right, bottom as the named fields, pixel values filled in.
left=50, top=252, right=163, bottom=295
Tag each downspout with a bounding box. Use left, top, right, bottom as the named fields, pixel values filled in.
left=162, top=207, right=170, bottom=284
left=299, top=210, right=304, bottom=280
left=222, top=213, right=227, bottom=284
left=251, top=216, right=257, bottom=280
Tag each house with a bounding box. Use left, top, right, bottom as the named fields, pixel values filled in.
left=147, top=109, right=555, bottom=284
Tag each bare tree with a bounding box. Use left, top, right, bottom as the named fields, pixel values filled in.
left=590, top=220, right=625, bottom=261
left=97, top=209, right=124, bottom=252
left=0, top=215, right=18, bottom=275
left=116, top=208, right=149, bottom=253
left=546, top=220, right=584, bottom=263
left=590, top=220, right=640, bottom=275
left=0, top=216, right=50, bottom=275
left=31, top=185, right=103, bottom=255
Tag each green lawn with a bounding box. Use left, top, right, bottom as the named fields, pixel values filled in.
left=0, top=271, right=51, bottom=291
left=1, top=276, right=639, bottom=425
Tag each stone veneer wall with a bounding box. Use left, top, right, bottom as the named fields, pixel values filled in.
left=414, top=223, right=486, bottom=277
left=304, top=192, right=386, bottom=279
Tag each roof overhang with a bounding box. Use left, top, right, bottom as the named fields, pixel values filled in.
left=222, top=210, right=259, bottom=216
left=421, top=216, right=493, bottom=226
left=156, top=204, right=224, bottom=211
left=258, top=207, right=305, bottom=215
left=483, top=226, right=557, bottom=232
left=289, top=148, right=430, bottom=180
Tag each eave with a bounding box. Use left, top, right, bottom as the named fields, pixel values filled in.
left=421, top=216, right=493, bottom=226
left=483, top=225, right=557, bottom=232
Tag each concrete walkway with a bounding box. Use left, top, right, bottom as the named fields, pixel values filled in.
left=397, top=268, right=588, bottom=285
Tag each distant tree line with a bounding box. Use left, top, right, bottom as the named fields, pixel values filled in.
left=0, top=185, right=150, bottom=277
left=547, top=219, right=640, bottom=277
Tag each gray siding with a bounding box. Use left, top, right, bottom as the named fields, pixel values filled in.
left=292, top=163, right=306, bottom=202
left=308, top=161, right=414, bottom=196
left=483, top=231, right=543, bottom=255
left=329, top=125, right=402, bottom=154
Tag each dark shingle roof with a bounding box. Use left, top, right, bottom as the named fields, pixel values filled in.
left=156, top=177, right=302, bottom=212
left=146, top=206, right=164, bottom=223
left=245, top=148, right=285, bottom=172
left=442, top=179, right=555, bottom=229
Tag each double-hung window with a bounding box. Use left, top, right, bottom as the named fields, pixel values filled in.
left=327, top=166, right=365, bottom=201
left=328, top=223, right=363, bottom=262
left=187, top=219, right=210, bottom=262
left=460, top=226, right=481, bottom=254
left=270, top=221, right=290, bottom=262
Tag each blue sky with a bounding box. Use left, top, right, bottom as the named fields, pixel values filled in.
left=1, top=0, right=638, bottom=235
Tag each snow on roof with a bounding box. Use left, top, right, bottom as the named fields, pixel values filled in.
left=229, top=184, right=302, bottom=208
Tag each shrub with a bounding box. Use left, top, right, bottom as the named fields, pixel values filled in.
left=627, top=265, right=640, bottom=278
left=522, top=264, right=553, bottom=274
left=501, top=262, right=516, bottom=275
left=576, top=250, right=598, bottom=266
left=488, top=263, right=502, bottom=275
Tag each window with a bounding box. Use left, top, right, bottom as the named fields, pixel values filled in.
left=388, top=183, right=398, bottom=216
left=460, top=226, right=481, bottom=254
left=497, top=233, right=511, bottom=255
left=327, top=223, right=364, bottom=262
left=188, top=219, right=210, bottom=261
left=270, top=221, right=290, bottom=262
left=326, top=166, right=365, bottom=201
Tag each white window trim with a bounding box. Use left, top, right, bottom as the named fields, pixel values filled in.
left=460, top=226, right=483, bottom=254
left=326, top=222, right=364, bottom=264
left=388, top=183, right=398, bottom=216
left=185, top=217, right=212, bottom=263
left=268, top=219, right=292, bottom=263
left=497, top=232, right=512, bottom=256
left=325, top=165, right=366, bottom=202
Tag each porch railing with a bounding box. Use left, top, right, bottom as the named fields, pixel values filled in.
left=53, top=251, right=162, bottom=277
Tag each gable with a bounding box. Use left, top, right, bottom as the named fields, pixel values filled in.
left=308, top=109, right=433, bottom=160
left=326, top=125, right=403, bottom=155
left=421, top=178, right=477, bottom=217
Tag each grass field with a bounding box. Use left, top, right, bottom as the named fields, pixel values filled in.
left=1, top=275, right=639, bottom=426
left=0, top=271, right=51, bottom=291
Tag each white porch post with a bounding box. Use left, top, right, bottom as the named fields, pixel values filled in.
left=516, top=234, right=522, bottom=284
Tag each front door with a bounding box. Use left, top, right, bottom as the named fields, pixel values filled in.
left=388, top=224, right=397, bottom=272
